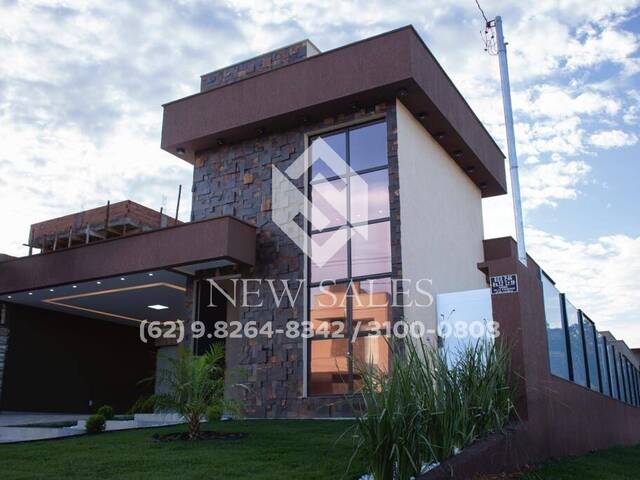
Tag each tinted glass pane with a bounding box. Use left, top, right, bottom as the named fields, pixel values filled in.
left=309, top=338, right=349, bottom=395
left=309, top=284, right=347, bottom=336
left=311, top=132, right=347, bottom=180
left=619, top=354, right=628, bottom=402
left=349, top=122, right=388, bottom=171
left=582, top=318, right=600, bottom=392
left=608, top=345, right=620, bottom=400
left=352, top=335, right=390, bottom=392
left=352, top=278, right=392, bottom=332
left=350, top=169, right=390, bottom=224
left=565, top=300, right=587, bottom=386
left=311, top=179, right=347, bottom=230
left=311, top=229, right=348, bottom=282
left=598, top=334, right=611, bottom=396
left=351, top=221, right=392, bottom=278
left=541, top=275, right=570, bottom=379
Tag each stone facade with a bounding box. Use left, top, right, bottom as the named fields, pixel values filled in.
left=189, top=102, right=403, bottom=417
left=200, top=40, right=319, bottom=93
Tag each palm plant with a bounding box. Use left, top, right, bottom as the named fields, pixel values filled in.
left=155, top=343, right=238, bottom=440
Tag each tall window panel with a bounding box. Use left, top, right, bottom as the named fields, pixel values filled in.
left=597, top=333, right=611, bottom=397
left=308, top=120, right=392, bottom=396
left=565, top=300, right=587, bottom=387
left=541, top=273, right=570, bottom=379
left=582, top=315, right=601, bottom=392
left=608, top=344, right=620, bottom=400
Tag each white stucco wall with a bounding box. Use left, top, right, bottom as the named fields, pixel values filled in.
left=396, top=99, right=487, bottom=343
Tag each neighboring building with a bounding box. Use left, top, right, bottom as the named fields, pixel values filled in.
left=0, top=26, right=639, bottom=474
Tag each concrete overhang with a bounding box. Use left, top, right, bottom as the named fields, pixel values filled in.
left=161, top=26, right=507, bottom=197
left=0, top=216, right=256, bottom=296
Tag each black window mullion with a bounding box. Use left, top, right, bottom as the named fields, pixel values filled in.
left=560, top=294, right=574, bottom=382
left=344, top=127, right=354, bottom=392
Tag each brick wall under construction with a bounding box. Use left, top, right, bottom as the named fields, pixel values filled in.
left=29, top=200, right=180, bottom=253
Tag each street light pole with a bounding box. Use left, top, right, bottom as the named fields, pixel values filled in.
left=494, top=15, right=527, bottom=266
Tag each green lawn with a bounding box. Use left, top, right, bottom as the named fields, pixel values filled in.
left=0, top=420, right=365, bottom=480
left=519, top=444, right=640, bottom=480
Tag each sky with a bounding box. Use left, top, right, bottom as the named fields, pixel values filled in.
left=0, top=0, right=639, bottom=345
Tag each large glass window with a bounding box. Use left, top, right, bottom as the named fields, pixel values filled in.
left=565, top=300, right=587, bottom=386
left=541, top=273, right=570, bottom=379
left=308, top=120, right=391, bottom=396
left=597, top=333, right=611, bottom=396
left=582, top=315, right=601, bottom=392
left=608, top=344, right=620, bottom=400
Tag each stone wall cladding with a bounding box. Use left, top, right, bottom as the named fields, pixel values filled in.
left=200, top=40, right=318, bottom=93
left=190, top=101, right=402, bottom=418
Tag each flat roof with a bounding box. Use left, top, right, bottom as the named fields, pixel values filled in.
left=161, top=26, right=507, bottom=197
left=0, top=216, right=256, bottom=295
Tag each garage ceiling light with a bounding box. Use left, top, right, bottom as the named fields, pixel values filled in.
left=148, top=304, right=169, bottom=310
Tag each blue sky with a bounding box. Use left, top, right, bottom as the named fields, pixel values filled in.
left=0, top=0, right=639, bottom=344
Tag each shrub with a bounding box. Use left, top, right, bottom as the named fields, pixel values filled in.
left=206, top=404, right=223, bottom=422
left=85, top=414, right=106, bottom=434
left=96, top=405, right=115, bottom=420
left=349, top=337, right=515, bottom=480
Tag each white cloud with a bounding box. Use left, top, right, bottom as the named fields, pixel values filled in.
left=520, top=158, right=591, bottom=209
left=528, top=228, right=640, bottom=347
left=590, top=129, right=639, bottom=149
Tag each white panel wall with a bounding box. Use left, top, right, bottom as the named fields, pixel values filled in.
left=396, top=99, right=487, bottom=343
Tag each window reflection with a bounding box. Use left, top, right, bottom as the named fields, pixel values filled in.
left=309, top=338, right=349, bottom=395
left=350, top=169, right=390, bottom=223
left=582, top=317, right=600, bottom=392
left=311, top=179, right=348, bottom=230
left=352, top=278, right=392, bottom=332
left=349, top=122, right=388, bottom=171
left=351, top=221, right=392, bottom=277
left=311, top=229, right=348, bottom=282
left=541, top=275, right=570, bottom=380
left=352, top=336, right=390, bottom=392
left=309, top=284, right=347, bottom=335
left=565, top=300, right=587, bottom=387
left=310, top=132, right=347, bottom=180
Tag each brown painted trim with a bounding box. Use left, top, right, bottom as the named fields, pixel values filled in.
left=161, top=26, right=507, bottom=197
left=0, top=217, right=256, bottom=295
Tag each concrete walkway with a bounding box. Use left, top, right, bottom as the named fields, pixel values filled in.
left=0, top=412, right=90, bottom=444
left=0, top=412, right=89, bottom=427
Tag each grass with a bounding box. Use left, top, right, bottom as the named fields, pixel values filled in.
left=0, top=420, right=365, bottom=480
left=517, top=444, right=640, bottom=480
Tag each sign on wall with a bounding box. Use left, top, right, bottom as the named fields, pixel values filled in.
left=490, top=274, right=518, bottom=295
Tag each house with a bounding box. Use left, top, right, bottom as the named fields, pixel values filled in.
left=0, top=26, right=639, bottom=473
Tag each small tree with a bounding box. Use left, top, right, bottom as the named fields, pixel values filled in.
left=155, top=344, right=236, bottom=440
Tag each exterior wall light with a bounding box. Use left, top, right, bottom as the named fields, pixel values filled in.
left=176, top=147, right=186, bottom=156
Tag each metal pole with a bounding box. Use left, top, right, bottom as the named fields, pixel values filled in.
left=175, top=184, right=182, bottom=222
left=495, top=16, right=527, bottom=266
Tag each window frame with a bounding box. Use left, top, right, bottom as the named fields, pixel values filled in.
left=306, top=118, right=392, bottom=397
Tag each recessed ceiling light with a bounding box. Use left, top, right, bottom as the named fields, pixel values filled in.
left=96, top=281, right=102, bottom=285
left=148, top=273, right=154, bottom=277
left=49, top=289, right=55, bottom=292
left=28, top=292, right=33, bottom=295
left=7, top=296, right=12, bottom=299
left=120, top=277, right=126, bottom=281
left=72, top=285, right=78, bottom=289
left=148, top=304, right=169, bottom=310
